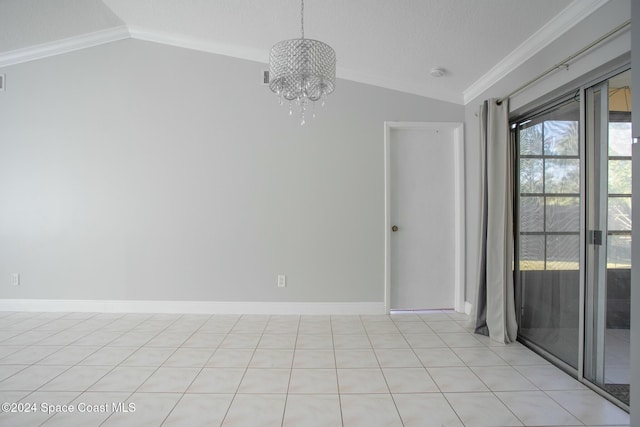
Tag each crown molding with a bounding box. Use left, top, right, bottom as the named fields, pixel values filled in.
left=127, top=26, right=268, bottom=65
left=462, top=0, right=610, bottom=105
left=0, top=26, right=130, bottom=68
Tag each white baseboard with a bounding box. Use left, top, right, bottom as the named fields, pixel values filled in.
left=464, top=301, right=473, bottom=315
left=0, top=299, right=386, bottom=315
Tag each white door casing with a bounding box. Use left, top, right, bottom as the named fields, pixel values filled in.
left=384, top=122, right=465, bottom=313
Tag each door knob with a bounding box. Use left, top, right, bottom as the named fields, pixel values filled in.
left=392, top=225, right=399, bottom=232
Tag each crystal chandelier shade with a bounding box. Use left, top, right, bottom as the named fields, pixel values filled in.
left=269, top=39, right=335, bottom=102
left=268, top=0, right=335, bottom=124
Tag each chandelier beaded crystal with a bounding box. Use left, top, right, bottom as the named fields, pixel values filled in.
left=268, top=0, right=336, bottom=125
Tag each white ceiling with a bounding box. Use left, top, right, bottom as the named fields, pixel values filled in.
left=1, top=0, right=610, bottom=105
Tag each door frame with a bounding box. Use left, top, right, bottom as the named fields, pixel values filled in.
left=384, top=121, right=466, bottom=313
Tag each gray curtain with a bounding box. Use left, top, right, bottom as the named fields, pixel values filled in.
left=473, top=98, right=518, bottom=343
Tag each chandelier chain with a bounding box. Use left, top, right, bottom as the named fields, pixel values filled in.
left=300, top=0, right=304, bottom=39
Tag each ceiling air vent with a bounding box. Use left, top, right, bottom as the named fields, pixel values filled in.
left=262, top=70, right=270, bottom=85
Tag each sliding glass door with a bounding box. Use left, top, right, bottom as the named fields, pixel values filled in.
left=515, top=97, right=581, bottom=369
left=584, top=70, right=631, bottom=405
left=514, top=68, right=631, bottom=407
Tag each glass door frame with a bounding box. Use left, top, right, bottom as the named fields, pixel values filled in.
left=583, top=69, right=633, bottom=408
left=583, top=78, right=609, bottom=386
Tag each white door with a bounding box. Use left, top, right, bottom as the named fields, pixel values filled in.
left=389, top=126, right=456, bottom=310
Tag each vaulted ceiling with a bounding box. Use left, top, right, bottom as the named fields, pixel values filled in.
left=1, top=0, right=610, bottom=105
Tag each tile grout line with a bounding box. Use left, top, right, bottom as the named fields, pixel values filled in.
left=26, top=313, right=138, bottom=427
left=0, top=312, right=79, bottom=345
left=430, top=316, right=475, bottom=427
left=488, top=345, right=598, bottom=425
left=384, top=317, right=411, bottom=427
left=155, top=315, right=219, bottom=426
left=442, top=311, right=525, bottom=427
left=7, top=313, right=142, bottom=421
left=361, top=314, right=406, bottom=427
left=98, top=313, right=206, bottom=427
left=442, top=311, right=572, bottom=427
left=218, top=314, right=266, bottom=427
left=332, top=315, right=345, bottom=427
left=155, top=313, right=217, bottom=427
left=539, top=388, right=590, bottom=426
left=90, top=313, right=185, bottom=426
left=20, top=312, right=139, bottom=427
left=280, top=315, right=301, bottom=427
left=0, top=311, right=109, bottom=370
left=398, top=313, right=470, bottom=426
left=401, top=313, right=476, bottom=427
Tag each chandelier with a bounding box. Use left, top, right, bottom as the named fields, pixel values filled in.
left=268, top=0, right=336, bottom=125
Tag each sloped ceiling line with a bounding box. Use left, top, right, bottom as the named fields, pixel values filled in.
left=0, top=0, right=608, bottom=105
left=0, top=26, right=130, bottom=69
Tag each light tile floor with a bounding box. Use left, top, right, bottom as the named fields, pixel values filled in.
left=0, top=310, right=630, bottom=427
left=605, top=329, right=630, bottom=385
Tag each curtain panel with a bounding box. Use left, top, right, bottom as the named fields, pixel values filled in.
left=473, top=98, right=518, bottom=343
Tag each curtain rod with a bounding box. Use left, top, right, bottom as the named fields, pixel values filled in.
left=496, top=19, right=630, bottom=105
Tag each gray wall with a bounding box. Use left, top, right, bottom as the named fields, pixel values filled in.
left=630, top=0, right=639, bottom=423
left=0, top=38, right=463, bottom=303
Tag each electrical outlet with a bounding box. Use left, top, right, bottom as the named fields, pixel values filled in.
left=277, top=274, right=286, bottom=288
left=10, top=273, right=20, bottom=286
